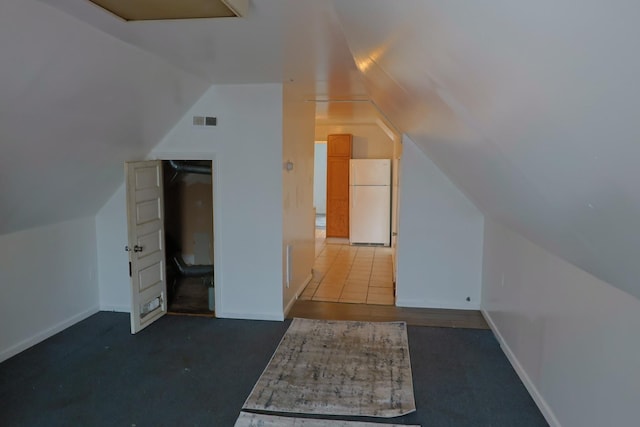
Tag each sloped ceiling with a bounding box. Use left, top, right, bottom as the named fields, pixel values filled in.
left=0, top=0, right=210, bottom=234
left=334, top=0, right=640, bottom=299
left=39, top=0, right=364, bottom=91
left=4, top=0, right=379, bottom=235
left=40, top=0, right=388, bottom=123
left=5, top=0, right=639, bottom=301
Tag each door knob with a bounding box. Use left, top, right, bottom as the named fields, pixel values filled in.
left=125, top=245, right=143, bottom=253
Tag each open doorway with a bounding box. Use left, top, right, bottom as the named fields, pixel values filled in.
left=162, top=160, right=215, bottom=316
left=313, top=141, right=327, bottom=245
left=301, top=135, right=398, bottom=306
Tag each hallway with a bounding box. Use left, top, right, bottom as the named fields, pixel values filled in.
left=299, top=232, right=395, bottom=305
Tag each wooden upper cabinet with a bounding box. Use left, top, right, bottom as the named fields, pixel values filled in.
left=327, top=134, right=352, bottom=158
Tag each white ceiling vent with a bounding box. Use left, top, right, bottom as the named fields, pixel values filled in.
left=193, top=116, right=217, bottom=127
left=88, top=0, right=248, bottom=21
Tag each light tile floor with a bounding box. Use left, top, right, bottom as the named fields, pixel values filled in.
left=300, top=229, right=395, bottom=305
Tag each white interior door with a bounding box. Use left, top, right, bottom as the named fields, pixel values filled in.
left=126, top=160, right=167, bottom=334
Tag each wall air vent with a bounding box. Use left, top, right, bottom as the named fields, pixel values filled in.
left=88, top=0, right=248, bottom=21
left=193, top=116, right=217, bottom=127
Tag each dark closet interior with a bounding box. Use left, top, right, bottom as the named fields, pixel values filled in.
left=162, top=160, right=215, bottom=316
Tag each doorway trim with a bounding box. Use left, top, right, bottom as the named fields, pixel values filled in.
left=150, top=152, right=221, bottom=316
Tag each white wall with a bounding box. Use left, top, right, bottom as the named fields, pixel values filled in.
left=315, top=124, right=394, bottom=159
left=482, top=218, right=640, bottom=427
left=0, top=216, right=99, bottom=362
left=282, top=83, right=316, bottom=314
left=96, top=185, right=129, bottom=312
left=391, top=135, right=402, bottom=275
left=96, top=83, right=285, bottom=321
left=396, top=135, right=484, bottom=309
left=313, top=143, right=327, bottom=214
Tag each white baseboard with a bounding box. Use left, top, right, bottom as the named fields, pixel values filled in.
left=482, top=309, right=561, bottom=427
left=216, top=311, right=284, bottom=322
left=0, top=305, right=100, bottom=363
left=395, top=298, right=480, bottom=310
left=284, top=273, right=313, bottom=317
left=99, top=304, right=129, bottom=313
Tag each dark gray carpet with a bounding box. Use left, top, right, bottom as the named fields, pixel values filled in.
left=0, top=312, right=548, bottom=426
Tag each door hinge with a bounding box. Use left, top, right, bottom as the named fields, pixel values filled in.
left=129, top=262, right=132, bottom=278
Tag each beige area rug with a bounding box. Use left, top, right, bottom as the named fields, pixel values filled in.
left=242, top=318, right=416, bottom=418
left=234, top=412, right=420, bottom=427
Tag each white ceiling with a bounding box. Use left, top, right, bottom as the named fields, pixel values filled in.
left=334, top=0, right=640, bottom=300
left=3, top=1, right=640, bottom=300
left=40, top=0, right=363, bottom=91
left=37, top=0, right=389, bottom=124
left=39, top=0, right=388, bottom=125
left=0, top=0, right=209, bottom=233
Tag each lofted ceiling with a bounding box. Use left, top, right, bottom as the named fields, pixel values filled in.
left=334, top=0, right=640, bottom=300
left=1, top=0, right=383, bottom=235
left=86, top=0, right=245, bottom=21
left=2, top=1, right=640, bottom=301
left=39, top=0, right=384, bottom=124
left=0, top=0, right=210, bottom=233
left=40, top=0, right=361, bottom=90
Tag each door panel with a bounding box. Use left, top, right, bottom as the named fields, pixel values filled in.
left=326, top=157, right=350, bottom=237
left=138, top=263, right=163, bottom=292
left=137, top=229, right=163, bottom=258
left=126, top=160, right=167, bottom=334
left=136, top=200, right=161, bottom=224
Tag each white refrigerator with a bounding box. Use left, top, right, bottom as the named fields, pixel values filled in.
left=349, top=159, right=391, bottom=246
